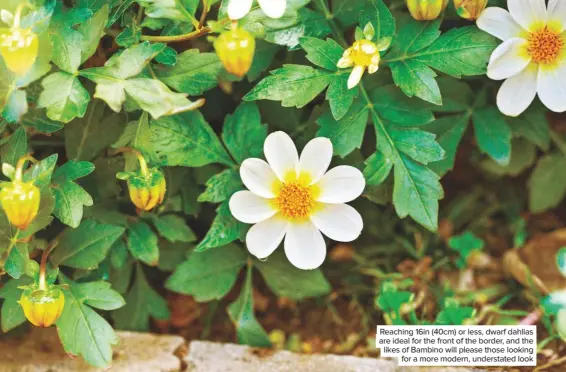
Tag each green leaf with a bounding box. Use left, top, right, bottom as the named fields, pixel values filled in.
left=263, top=8, right=331, bottom=49
left=152, top=214, right=196, bottom=243
left=138, top=0, right=199, bottom=22
left=150, top=110, right=234, bottom=167
left=0, top=127, right=27, bottom=166
left=448, top=231, right=484, bottom=268
left=392, top=153, right=443, bottom=231
left=244, top=64, right=333, bottom=108
left=38, top=72, right=90, bottom=123
left=77, top=4, right=109, bottom=63
left=435, top=302, right=475, bottom=325
left=0, top=276, right=33, bottom=332
left=388, top=19, right=440, bottom=57
left=472, top=107, right=512, bottom=166
left=370, top=86, right=434, bottom=126
left=426, top=114, right=470, bottom=175
left=23, top=154, right=58, bottom=187
left=65, top=102, right=125, bottom=161
left=113, top=265, right=169, bottom=331
left=317, top=96, right=369, bottom=157
left=20, top=109, right=64, bottom=134
left=542, top=290, right=566, bottom=315
left=299, top=37, right=344, bottom=71
left=227, top=264, right=271, bottom=347
left=2, top=90, right=28, bottom=123
left=255, top=251, right=331, bottom=300
left=389, top=59, right=441, bottom=105
left=127, top=220, right=159, bottom=266
left=166, top=243, right=247, bottom=302
left=49, top=25, right=83, bottom=73
left=326, top=73, right=359, bottom=120
left=113, top=112, right=156, bottom=160
left=389, top=126, right=445, bottom=165
left=52, top=161, right=95, bottom=227
left=56, top=275, right=119, bottom=368
left=364, top=150, right=394, bottom=186
left=73, top=281, right=126, bottom=311
left=508, top=105, right=550, bottom=151
left=528, top=153, right=566, bottom=213
left=359, top=0, right=395, bottom=42
left=50, top=219, right=125, bottom=269
left=196, top=202, right=243, bottom=251
left=198, top=169, right=243, bottom=203
left=156, top=49, right=222, bottom=96
left=221, top=102, right=267, bottom=164
left=4, top=243, right=29, bottom=279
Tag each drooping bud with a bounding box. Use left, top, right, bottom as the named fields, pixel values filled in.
left=0, top=179, right=40, bottom=230
left=214, top=27, right=255, bottom=78
left=19, top=287, right=65, bottom=327
left=406, top=0, right=448, bottom=21
left=453, top=0, right=488, bottom=21
left=127, top=168, right=167, bottom=211
left=0, top=4, right=39, bottom=75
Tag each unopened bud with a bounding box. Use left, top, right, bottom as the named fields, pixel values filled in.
left=454, top=0, right=488, bottom=21
left=406, top=0, right=448, bottom=21
left=127, top=168, right=166, bottom=211
left=214, top=27, right=255, bottom=78
left=19, top=287, right=65, bottom=327
left=0, top=180, right=40, bottom=230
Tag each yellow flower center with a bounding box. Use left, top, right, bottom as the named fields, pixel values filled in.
left=527, top=27, right=564, bottom=65
left=349, top=40, right=379, bottom=67
left=273, top=179, right=317, bottom=221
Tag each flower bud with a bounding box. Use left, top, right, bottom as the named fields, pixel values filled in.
left=0, top=180, right=40, bottom=230
left=0, top=27, right=39, bottom=75
left=406, top=0, right=448, bottom=21
left=337, top=40, right=381, bottom=89
left=453, top=0, right=488, bottom=21
left=19, top=287, right=65, bottom=327
left=128, top=168, right=166, bottom=211
left=214, top=27, right=255, bottom=78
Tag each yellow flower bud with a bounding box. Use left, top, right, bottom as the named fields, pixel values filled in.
left=127, top=169, right=166, bottom=211
left=0, top=27, right=39, bottom=75
left=214, top=27, right=255, bottom=78
left=453, top=0, right=488, bottom=21
left=337, top=40, right=381, bottom=89
left=406, top=0, right=448, bottom=21
left=0, top=180, right=40, bottom=230
left=19, top=287, right=65, bottom=327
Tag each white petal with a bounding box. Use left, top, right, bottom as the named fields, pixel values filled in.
left=508, top=0, right=547, bottom=32
left=548, top=0, right=566, bottom=31
left=537, top=63, right=566, bottom=113
left=310, top=204, right=363, bottom=242
left=496, top=65, right=538, bottom=117
left=347, top=65, right=364, bottom=89
left=476, top=7, right=525, bottom=41
left=257, top=0, right=286, bottom=19
left=240, top=158, right=279, bottom=199
left=316, top=165, right=365, bottom=204
left=337, top=56, right=354, bottom=68
left=264, top=131, right=299, bottom=181
left=284, top=221, right=326, bottom=270
left=229, top=191, right=276, bottom=224
left=228, top=0, right=253, bottom=20
left=246, top=215, right=288, bottom=259
left=487, top=38, right=530, bottom=80
left=299, top=137, right=333, bottom=184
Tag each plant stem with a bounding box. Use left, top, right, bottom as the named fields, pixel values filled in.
left=313, top=0, right=348, bottom=48
left=39, top=240, right=58, bottom=291
left=14, top=154, right=37, bottom=182
left=115, top=147, right=150, bottom=177
left=139, top=26, right=212, bottom=42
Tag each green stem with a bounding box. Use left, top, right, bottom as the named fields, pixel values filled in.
left=14, top=154, right=37, bottom=182
left=550, top=130, right=566, bottom=155
left=139, top=26, right=211, bottom=42
left=313, top=0, right=348, bottom=48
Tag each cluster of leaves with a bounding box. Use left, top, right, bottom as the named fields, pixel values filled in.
left=0, top=0, right=563, bottom=368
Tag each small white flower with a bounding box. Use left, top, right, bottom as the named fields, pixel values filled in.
left=477, top=0, right=566, bottom=116
left=228, top=0, right=286, bottom=20
left=229, top=132, right=365, bottom=270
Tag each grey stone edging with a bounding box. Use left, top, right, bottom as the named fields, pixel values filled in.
left=0, top=328, right=485, bottom=371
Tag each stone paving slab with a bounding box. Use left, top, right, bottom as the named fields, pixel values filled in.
left=0, top=328, right=486, bottom=371
left=185, top=340, right=485, bottom=372
left=0, top=328, right=185, bottom=371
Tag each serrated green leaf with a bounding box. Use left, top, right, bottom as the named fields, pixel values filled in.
left=152, top=214, right=196, bottom=243
left=196, top=202, right=243, bottom=251
left=426, top=114, right=470, bottom=175
left=127, top=220, right=159, bottom=266
left=255, top=251, right=331, bottom=300
left=198, top=169, right=243, bottom=203
left=228, top=264, right=271, bottom=347
left=113, top=264, right=169, bottom=331
left=0, top=127, right=27, bottom=166
left=157, top=49, right=222, bottom=96
left=38, top=72, right=90, bottom=123
left=473, top=107, right=512, bottom=166
left=389, top=126, right=445, bottom=165
left=389, top=59, right=441, bottom=105
left=50, top=219, right=125, bottom=269
left=77, top=4, right=109, bottom=63
left=52, top=161, right=95, bottom=227
left=359, top=0, right=395, bottom=42
left=4, top=243, right=29, bottom=279
left=244, top=64, right=333, bottom=108
left=56, top=275, right=119, bottom=368
left=23, top=154, right=58, bottom=187
left=326, top=73, right=359, bottom=120
left=138, top=0, right=199, bottom=22
left=74, top=281, right=126, bottom=311
left=371, top=86, right=434, bottom=126
left=0, top=276, right=32, bottom=332
left=364, top=150, right=394, bottom=186
left=150, top=110, right=234, bottom=167
left=221, top=102, right=267, bottom=163
left=166, top=243, right=247, bottom=302
left=528, top=153, right=566, bottom=213
left=299, top=37, right=344, bottom=71
left=317, top=96, right=369, bottom=157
